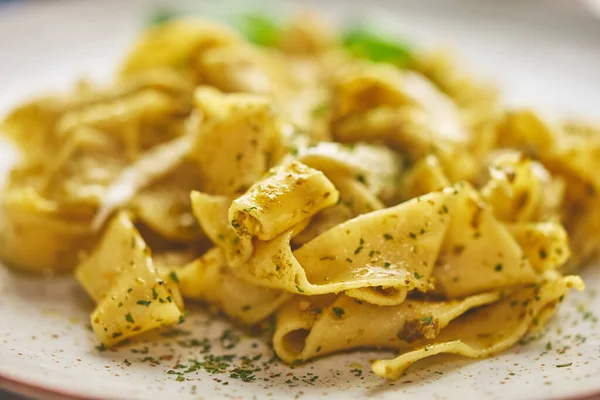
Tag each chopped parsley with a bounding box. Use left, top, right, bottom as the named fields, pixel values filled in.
left=556, top=363, right=572, bottom=368
left=421, top=316, right=434, bottom=325
left=332, top=307, right=345, bottom=318
left=230, top=367, right=258, bottom=382
left=137, top=300, right=151, bottom=307
left=494, top=264, right=503, bottom=272
left=125, top=313, right=135, bottom=324
left=296, top=285, right=305, bottom=293
left=383, top=233, right=393, bottom=241
left=312, top=102, right=329, bottom=118
left=169, top=271, right=179, bottom=283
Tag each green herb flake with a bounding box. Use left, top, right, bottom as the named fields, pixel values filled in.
left=421, top=316, right=434, bottom=325
left=414, top=272, right=422, bottom=279
left=230, top=367, right=258, bottom=382
left=494, top=264, right=503, bottom=272
left=169, top=271, right=179, bottom=283
left=332, top=307, right=345, bottom=318
left=137, top=300, right=151, bottom=307
left=125, top=313, right=135, bottom=324
left=556, top=363, right=572, bottom=368
left=312, top=102, right=329, bottom=118
left=383, top=233, right=393, bottom=241
left=296, top=285, right=305, bottom=293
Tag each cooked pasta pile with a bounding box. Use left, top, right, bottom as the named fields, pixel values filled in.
left=1, top=13, right=599, bottom=380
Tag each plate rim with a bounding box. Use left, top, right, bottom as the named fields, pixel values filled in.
left=1, top=361, right=600, bottom=400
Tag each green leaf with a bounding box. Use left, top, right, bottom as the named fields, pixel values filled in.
left=148, top=9, right=180, bottom=27
left=342, top=27, right=412, bottom=66
left=238, top=13, right=281, bottom=47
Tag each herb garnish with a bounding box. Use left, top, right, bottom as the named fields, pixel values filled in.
left=332, top=307, right=345, bottom=318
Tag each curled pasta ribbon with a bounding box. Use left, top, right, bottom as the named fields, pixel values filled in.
left=235, top=189, right=451, bottom=303
left=506, top=222, right=570, bottom=272
left=480, top=150, right=564, bottom=223
left=330, top=63, right=479, bottom=181
left=191, top=160, right=338, bottom=266
left=229, top=160, right=339, bottom=241
left=163, top=247, right=290, bottom=325
left=273, top=291, right=502, bottom=364
left=76, top=213, right=183, bottom=346
left=120, top=18, right=242, bottom=77
left=0, top=184, right=98, bottom=272
left=372, top=275, right=584, bottom=379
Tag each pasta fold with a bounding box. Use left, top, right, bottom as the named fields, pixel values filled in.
left=76, top=213, right=183, bottom=346
left=273, top=291, right=501, bottom=364
left=167, top=247, right=290, bottom=325
left=372, top=275, right=584, bottom=379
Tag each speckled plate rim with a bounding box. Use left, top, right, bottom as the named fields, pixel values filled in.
left=1, top=359, right=600, bottom=400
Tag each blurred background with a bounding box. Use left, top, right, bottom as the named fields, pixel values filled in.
left=1, top=0, right=600, bottom=119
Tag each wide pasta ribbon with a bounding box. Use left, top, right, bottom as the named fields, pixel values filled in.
left=163, top=247, right=290, bottom=325
left=76, top=213, right=183, bottom=346
left=235, top=189, right=451, bottom=303
left=272, top=291, right=502, bottom=364
left=371, top=275, right=584, bottom=379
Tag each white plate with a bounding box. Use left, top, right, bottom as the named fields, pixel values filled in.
left=1, top=1, right=600, bottom=399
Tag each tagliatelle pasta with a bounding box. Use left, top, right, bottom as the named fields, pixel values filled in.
left=0, top=14, right=596, bottom=382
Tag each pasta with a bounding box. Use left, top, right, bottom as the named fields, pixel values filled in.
left=1, top=13, right=597, bottom=382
